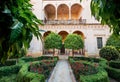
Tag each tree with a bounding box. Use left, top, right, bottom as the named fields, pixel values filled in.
left=0, top=0, right=42, bottom=62
left=91, top=0, right=120, bottom=35
left=64, top=34, right=84, bottom=56
left=44, top=33, right=62, bottom=56
left=106, top=34, right=120, bottom=52
left=99, top=46, right=120, bottom=61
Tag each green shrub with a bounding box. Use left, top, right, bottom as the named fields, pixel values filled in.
left=18, top=56, right=59, bottom=63
left=0, top=64, right=21, bottom=78
left=0, top=74, right=17, bottom=82
left=71, top=61, right=98, bottom=80
left=0, top=59, right=16, bottom=67
left=106, top=66, right=120, bottom=81
left=80, top=69, right=109, bottom=82
left=106, top=35, right=120, bottom=52
left=99, top=46, right=120, bottom=61
left=69, top=57, right=109, bottom=82
left=29, top=60, right=56, bottom=78
left=68, top=56, right=107, bottom=68
left=109, top=60, right=120, bottom=69
left=17, top=63, right=45, bottom=82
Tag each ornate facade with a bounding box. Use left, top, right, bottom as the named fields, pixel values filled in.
left=28, top=0, right=111, bottom=57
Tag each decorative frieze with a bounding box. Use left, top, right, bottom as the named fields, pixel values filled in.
left=39, top=24, right=108, bottom=30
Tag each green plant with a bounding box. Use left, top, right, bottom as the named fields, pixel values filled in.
left=29, top=60, right=55, bottom=78
left=17, top=63, right=45, bottom=82
left=69, top=57, right=109, bottom=82
left=71, top=61, right=98, bottom=80
left=64, top=34, right=84, bottom=56
left=0, top=0, right=42, bottom=62
left=80, top=69, right=109, bottom=82
left=91, top=0, right=120, bottom=35
left=106, top=66, right=120, bottom=81
left=106, top=35, right=120, bottom=52
left=0, top=64, right=21, bottom=78
left=0, top=59, right=16, bottom=67
left=109, top=60, right=120, bottom=69
left=99, top=46, right=120, bottom=61
left=44, top=32, right=62, bottom=56
left=0, top=74, right=17, bottom=82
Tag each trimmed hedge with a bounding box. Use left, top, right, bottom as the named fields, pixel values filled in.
left=0, top=59, right=16, bottom=67
left=69, top=56, right=107, bottom=68
left=80, top=69, right=109, bottom=82
left=18, top=56, right=59, bottom=63
left=69, top=57, right=109, bottom=82
left=106, top=66, right=120, bottom=82
left=109, top=60, right=120, bottom=69
left=17, top=57, right=58, bottom=82
left=0, top=64, right=21, bottom=78
left=17, top=63, right=45, bottom=82
left=0, top=74, right=17, bottom=82
left=99, top=46, right=120, bottom=61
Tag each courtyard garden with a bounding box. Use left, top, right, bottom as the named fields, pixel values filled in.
left=1, top=55, right=120, bottom=82
left=0, top=0, right=120, bottom=82
left=0, top=56, right=58, bottom=82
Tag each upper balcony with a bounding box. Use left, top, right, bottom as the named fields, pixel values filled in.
left=42, top=19, right=86, bottom=25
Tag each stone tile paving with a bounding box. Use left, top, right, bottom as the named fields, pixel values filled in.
left=48, top=59, right=76, bottom=82
left=48, top=55, right=118, bottom=82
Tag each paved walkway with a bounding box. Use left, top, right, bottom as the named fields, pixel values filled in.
left=48, top=60, right=76, bottom=82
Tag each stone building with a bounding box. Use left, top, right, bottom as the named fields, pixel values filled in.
left=27, top=0, right=111, bottom=57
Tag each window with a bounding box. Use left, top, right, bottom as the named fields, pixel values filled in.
left=97, top=37, right=103, bottom=49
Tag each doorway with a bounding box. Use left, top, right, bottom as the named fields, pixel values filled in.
left=60, top=44, right=65, bottom=55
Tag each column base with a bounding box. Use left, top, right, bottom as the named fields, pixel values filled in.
left=27, top=51, right=43, bottom=57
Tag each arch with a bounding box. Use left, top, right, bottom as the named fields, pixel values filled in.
left=71, top=4, right=83, bottom=19
left=43, top=31, right=51, bottom=39
left=73, top=31, right=84, bottom=39
left=57, top=4, right=69, bottom=20
left=58, top=31, right=69, bottom=42
left=44, top=4, right=56, bottom=20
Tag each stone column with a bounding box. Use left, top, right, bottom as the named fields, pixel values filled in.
left=69, top=8, right=71, bottom=20
left=55, top=4, right=58, bottom=20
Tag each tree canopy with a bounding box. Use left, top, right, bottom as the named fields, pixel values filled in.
left=0, top=0, right=42, bottom=62
left=64, top=34, right=84, bottom=50
left=106, top=34, right=120, bottom=52
left=91, top=0, right=120, bottom=35
left=44, top=32, right=62, bottom=50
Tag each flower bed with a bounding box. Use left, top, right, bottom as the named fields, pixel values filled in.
left=70, top=61, right=98, bottom=80
left=0, top=56, right=58, bottom=82
left=17, top=56, right=58, bottom=82
left=29, top=60, right=56, bottom=78
left=69, top=57, right=109, bottom=82
left=16, top=63, right=45, bottom=82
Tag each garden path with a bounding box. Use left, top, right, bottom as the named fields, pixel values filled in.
left=48, top=59, right=76, bottom=82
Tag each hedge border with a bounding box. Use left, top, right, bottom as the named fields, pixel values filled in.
left=0, top=64, right=21, bottom=78
left=80, top=68, right=109, bottom=82
left=69, top=57, right=109, bottom=82
left=106, top=66, right=120, bottom=81
left=69, top=56, right=107, bottom=68
left=17, top=57, right=59, bottom=82
left=18, top=56, right=59, bottom=64
left=17, top=62, right=45, bottom=82
left=109, top=60, right=120, bottom=69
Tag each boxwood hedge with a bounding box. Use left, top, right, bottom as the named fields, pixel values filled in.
left=69, top=56, right=109, bottom=82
